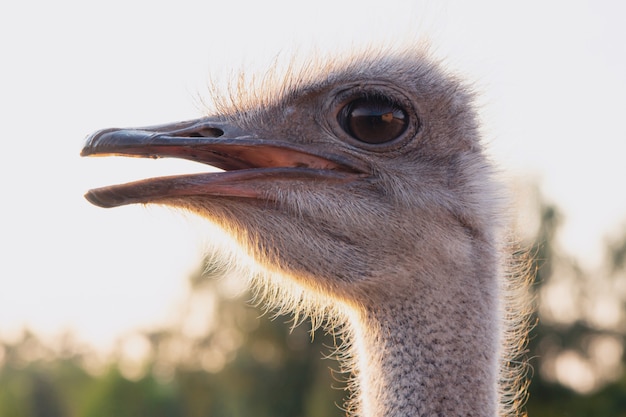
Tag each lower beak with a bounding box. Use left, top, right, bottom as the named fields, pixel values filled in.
left=81, top=118, right=365, bottom=208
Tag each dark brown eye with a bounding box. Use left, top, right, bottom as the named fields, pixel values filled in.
left=338, top=96, right=408, bottom=144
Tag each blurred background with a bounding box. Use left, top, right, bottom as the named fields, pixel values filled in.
left=1, top=0, right=625, bottom=416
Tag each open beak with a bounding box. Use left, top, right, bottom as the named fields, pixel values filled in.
left=81, top=117, right=366, bottom=208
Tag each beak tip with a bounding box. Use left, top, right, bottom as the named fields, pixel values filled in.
left=81, top=127, right=129, bottom=158
left=80, top=129, right=104, bottom=158
left=84, top=189, right=121, bottom=208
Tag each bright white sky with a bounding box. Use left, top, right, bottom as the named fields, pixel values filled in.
left=1, top=0, right=625, bottom=350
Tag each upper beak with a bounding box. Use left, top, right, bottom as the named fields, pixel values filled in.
left=81, top=118, right=366, bottom=208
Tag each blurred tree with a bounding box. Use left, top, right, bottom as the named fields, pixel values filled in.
left=0, top=332, right=84, bottom=417
left=523, top=189, right=626, bottom=416
left=609, top=225, right=626, bottom=273
left=143, top=256, right=346, bottom=417
left=81, top=368, right=181, bottom=417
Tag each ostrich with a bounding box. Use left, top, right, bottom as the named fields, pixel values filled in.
left=81, top=48, right=529, bottom=417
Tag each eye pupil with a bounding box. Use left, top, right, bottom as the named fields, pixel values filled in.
left=339, top=96, right=408, bottom=144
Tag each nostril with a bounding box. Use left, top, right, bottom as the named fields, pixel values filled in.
left=188, top=128, right=224, bottom=138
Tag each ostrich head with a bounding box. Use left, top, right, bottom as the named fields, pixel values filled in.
left=82, top=48, right=527, bottom=417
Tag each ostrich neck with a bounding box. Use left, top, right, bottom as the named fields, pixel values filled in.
left=349, top=272, right=500, bottom=417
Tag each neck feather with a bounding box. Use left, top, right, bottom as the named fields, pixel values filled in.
left=347, top=268, right=500, bottom=417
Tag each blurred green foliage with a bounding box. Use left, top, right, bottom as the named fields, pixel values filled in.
left=1, top=188, right=625, bottom=416
left=0, top=316, right=344, bottom=417
left=522, top=198, right=626, bottom=417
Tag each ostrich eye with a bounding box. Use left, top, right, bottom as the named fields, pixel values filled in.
left=339, top=96, right=408, bottom=144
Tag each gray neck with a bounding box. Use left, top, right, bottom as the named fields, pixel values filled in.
left=349, top=274, right=500, bottom=417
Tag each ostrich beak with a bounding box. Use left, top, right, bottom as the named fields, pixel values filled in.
left=81, top=118, right=365, bottom=208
